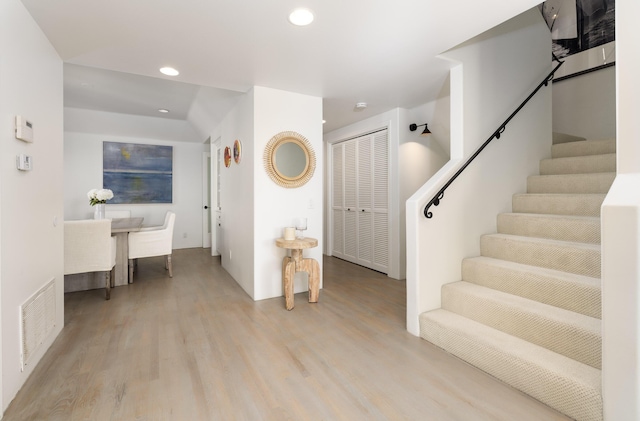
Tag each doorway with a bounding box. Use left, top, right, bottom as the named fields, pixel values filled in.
left=202, top=151, right=212, bottom=248
left=330, top=129, right=389, bottom=274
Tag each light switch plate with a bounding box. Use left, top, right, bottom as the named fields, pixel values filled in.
left=16, top=154, right=33, bottom=171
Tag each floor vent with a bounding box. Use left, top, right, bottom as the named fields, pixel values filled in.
left=20, top=278, right=56, bottom=371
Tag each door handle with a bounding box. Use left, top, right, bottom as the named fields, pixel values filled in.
left=204, top=205, right=209, bottom=209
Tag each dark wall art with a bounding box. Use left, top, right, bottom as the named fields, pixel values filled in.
left=540, top=0, right=615, bottom=80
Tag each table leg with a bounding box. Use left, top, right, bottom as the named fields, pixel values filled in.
left=301, top=258, right=320, bottom=303
left=113, top=232, right=129, bottom=286
left=282, top=256, right=295, bottom=310
left=105, top=271, right=111, bottom=300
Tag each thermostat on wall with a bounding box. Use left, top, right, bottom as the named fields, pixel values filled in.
left=15, top=115, right=34, bottom=143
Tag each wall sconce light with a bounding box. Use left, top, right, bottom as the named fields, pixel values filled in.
left=409, top=123, right=431, bottom=136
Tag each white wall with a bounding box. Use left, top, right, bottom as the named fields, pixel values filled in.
left=0, top=0, right=64, bottom=410
left=253, top=87, right=323, bottom=300
left=406, top=8, right=552, bottom=335
left=64, top=130, right=207, bottom=249
left=400, top=95, right=452, bottom=278
left=601, top=0, right=640, bottom=418
left=552, top=66, right=616, bottom=140
left=217, top=90, right=255, bottom=296
left=323, top=94, right=451, bottom=281
left=216, top=87, right=323, bottom=301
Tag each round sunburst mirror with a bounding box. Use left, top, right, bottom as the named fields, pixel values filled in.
left=264, top=131, right=316, bottom=188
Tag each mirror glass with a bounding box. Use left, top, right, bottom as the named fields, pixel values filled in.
left=275, top=142, right=307, bottom=178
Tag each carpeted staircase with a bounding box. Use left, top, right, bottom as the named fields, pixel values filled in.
left=419, top=138, right=615, bottom=421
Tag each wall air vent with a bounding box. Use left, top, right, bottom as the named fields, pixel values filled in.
left=20, top=278, right=56, bottom=371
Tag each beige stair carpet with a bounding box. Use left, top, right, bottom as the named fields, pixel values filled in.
left=512, top=193, right=606, bottom=216
left=419, top=139, right=614, bottom=421
left=462, top=257, right=601, bottom=318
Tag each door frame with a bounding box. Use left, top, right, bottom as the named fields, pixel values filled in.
left=202, top=151, right=212, bottom=248
left=323, top=112, right=403, bottom=280
left=211, top=138, right=221, bottom=256
left=328, top=129, right=390, bottom=274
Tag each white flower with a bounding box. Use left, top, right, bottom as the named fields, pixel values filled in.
left=88, top=188, right=114, bottom=206
left=96, top=189, right=113, bottom=201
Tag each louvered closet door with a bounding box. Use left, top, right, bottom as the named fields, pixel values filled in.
left=343, top=141, right=358, bottom=261
left=331, top=144, right=344, bottom=257
left=331, top=129, right=389, bottom=274
left=357, top=137, right=373, bottom=265
left=371, top=131, right=389, bottom=272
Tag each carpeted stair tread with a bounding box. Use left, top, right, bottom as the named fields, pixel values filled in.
left=527, top=172, right=615, bottom=194
left=419, top=309, right=602, bottom=421
left=512, top=193, right=605, bottom=216
left=540, top=153, right=616, bottom=175
left=497, top=212, right=600, bottom=243
left=551, top=139, right=615, bottom=158
left=462, top=256, right=601, bottom=318
left=480, top=233, right=600, bottom=278
left=418, top=136, right=610, bottom=421
left=442, top=281, right=601, bottom=368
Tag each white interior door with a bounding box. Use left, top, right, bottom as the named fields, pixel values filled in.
left=330, top=129, right=389, bottom=273
left=331, top=144, right=344, bottom=256
left=371, top=131, right=389, bottom=271
left=202, top=151, right=212, bottom=248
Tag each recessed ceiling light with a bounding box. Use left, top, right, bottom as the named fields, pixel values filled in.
left=288, top=8, right=314, bottom=26
left=160, top=67, right=179, bottom=76
left=158, top=109, right=170, bottom=113
left=322, top=120, right=326, bottom=124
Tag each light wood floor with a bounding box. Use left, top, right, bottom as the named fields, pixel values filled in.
left=3, top=248, right=571, bottom=420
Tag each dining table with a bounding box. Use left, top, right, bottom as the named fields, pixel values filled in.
left=111, top=217, right=144, bottom=286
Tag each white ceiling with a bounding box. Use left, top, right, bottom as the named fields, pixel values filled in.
left=20, top=0, right=541, bottom=137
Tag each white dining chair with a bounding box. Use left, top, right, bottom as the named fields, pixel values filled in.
left=105, top=210, right=131, bottom=219
left=64, top=219, right=117, bottom=300
left=127, top=211, right=175, bottom=283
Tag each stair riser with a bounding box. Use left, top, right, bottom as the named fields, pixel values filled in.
left=420, top=311, right=603, bottom=421
left=551, top=139, right=616, bottom=158
left=540, top=154, right=616, bottom=175
left=527, top=173, right=615, bottom=194
left=462, top=258, right=601, bottom=318
left=480, top=235, right=601, bottom=278
left=442, top=283, right=601, bottom=368
left=497, top=214, right=600, bottom=244
left=512, top=194, right=605, bottom=216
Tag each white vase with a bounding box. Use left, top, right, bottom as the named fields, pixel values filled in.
left=94, top=203, right=106, bottom=219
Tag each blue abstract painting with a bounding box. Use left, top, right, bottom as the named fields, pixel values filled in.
left=103, top=142, right=173, bottom=204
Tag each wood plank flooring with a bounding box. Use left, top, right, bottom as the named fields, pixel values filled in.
left=3, top=248, right=571, bottom=420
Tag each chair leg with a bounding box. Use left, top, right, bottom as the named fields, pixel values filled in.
left=105, top=271, right=111, bottom=300
left=128, top=258, right=135, bottom=283
left=110, top=267, right=115, bottom=288
left=167, top=254, right=173, bottom=277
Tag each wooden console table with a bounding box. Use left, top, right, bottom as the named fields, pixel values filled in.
left=275, top=237, right=320, bottom=310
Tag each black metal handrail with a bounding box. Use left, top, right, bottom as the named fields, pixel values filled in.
left=424, top=59, right=564, bottom=219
